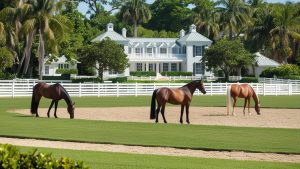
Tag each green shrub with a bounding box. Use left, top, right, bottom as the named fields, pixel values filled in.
left=108, top=77, right=128, bottom=83
left=0, top=72, right=16, bottom=80
left=0, top=144, right=89, bottom=168
left=277, top=64, right=299, bottom=77
left=56, top=69, right=78, bottom=75
left=260, top=67, right=278, bottom=78
left=239, top=77, right=258, bottom=83
left=130, top=71, right=156, bottom=77
left=283, top=75, right=300, bottom=80
left=42, top=75, right=70, bottom=80
left=72, top=78, right=102, bottom=83
left=161, top=72, right=193, bottom=76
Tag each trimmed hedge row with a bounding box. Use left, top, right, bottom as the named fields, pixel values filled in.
left=0, top=144, right=88, bottom=169
left=260, top=64, right=300, bottom=79
left=0, top=72, right=15, bottom=80
left=130, top=71, right=156, bottom=77
left=161, top=72, right=193, bottom=76
left=56, top=69, right=78, bottom=75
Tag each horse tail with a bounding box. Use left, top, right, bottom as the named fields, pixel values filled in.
left=226, top=84, right=232, bottom=115
left=150, top=89, right=158, bottom=119
left=30, top=85, right=37, bottom=114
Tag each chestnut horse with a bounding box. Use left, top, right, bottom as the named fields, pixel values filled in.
left=227, top=83, right=260, bottom=116
left=30, top=82, right=75, bottom=119
left=150, top=80, right=206, bottom=124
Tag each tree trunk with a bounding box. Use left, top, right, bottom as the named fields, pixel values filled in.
left=133, top=21, right=138, bottom=37
left=98, top=69, right=103, bottom=82
left=37, top=29, right=45, bottom=80
left=237, top=67, right=242, bottom=76
left=22, top=29, right=36, bottom=75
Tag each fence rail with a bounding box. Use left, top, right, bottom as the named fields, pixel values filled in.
left=0, top=81, right=300, bottom=97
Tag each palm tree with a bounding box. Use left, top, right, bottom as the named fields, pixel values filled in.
left=216, top=0, right=250, bottom=39
left=120, top=0, right=151, bottom=37
left=270, top=4, right=300, bottom=63
left=23, top=0, right=71, bottom=79
left=193, top=0, right=220, bottom=41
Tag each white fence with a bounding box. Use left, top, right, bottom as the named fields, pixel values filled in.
left=0, top=81, right=300, bottom=97
left=259, top=78, right=300, bottom=84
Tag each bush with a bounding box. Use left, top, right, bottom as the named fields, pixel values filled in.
left=283, top=75, right=300, bottom=80
left=130, top=71, right=156, bottom=77
left=260, top=64, right=300, bottom=78
left=161, top=72, right=193, bottom=76
left=239, top=77, right=258, bottom=83
left=43, top=75, right=70, bottom=80
left=72, top=78, right=102, bottom=83
left=260, top=67, right=278, bottom=78
left=108, top=77, right=127, bottom=83
left=56, top=69, right=78, bottom=75
left=0, top=72, right=16, bottom=80
left=0, top=144, right=89, bottom=168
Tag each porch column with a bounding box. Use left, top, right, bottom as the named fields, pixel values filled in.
left=146, top=62, right=149, bottom=71
left=156, top=63, right=159, bottom=73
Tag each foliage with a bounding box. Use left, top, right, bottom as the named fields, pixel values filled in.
left=72, top=78, right=102, bottom=83
left=78, top=38, right=129, bottom=81
left=203, top=38, right=254, bottom=81
left=137, top=26, right=178, bottom=38
left=56, top=69, right=78, bottom=75
left=260, top=64, right=300, bottom=78
left=108, top=77, right=128, bottom=83
left=0, top=72, right=16, bottom=80
left=0, top=144, right=88, bottom=168
left=146, top=0, right=192, bottom=32
left=239, top=77, right=259, bottom=83
left=0, top=47, right=14, bottom=71
left=42, top=75, right=70, bottom=80
left=127, top=80, right=193, bottom=83
left=161, top=71, right=193, bottom=76
left=130, top=71, right=155, bottom=76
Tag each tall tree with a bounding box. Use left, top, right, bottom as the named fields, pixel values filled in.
left=216, top=0, right=250, bottom=39
left=193, top=0, right=220, bottom=41
left=203, top=39, right=254, bottom=80
left=270, top=4, right=300, bottom=63
left=22, top=0, right=71, bottom=79
left=120, top=0, right=151, bottom=37
left=78, top=38, right=129, bottom=81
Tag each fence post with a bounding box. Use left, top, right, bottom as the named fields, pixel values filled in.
left=12, top=80, right=15, bottom=98
left=210, top=82, right=213, bottom=96
left=79, top=83, right=82, bottom=97
left=263, top=83, right=265, bottom=96
left=135, top=82, right=138, bottom=96
left=98, top=83, right=100, bottom=97
left=117, top=82, right=119, bottom=97
left=288, top=83, right=292, bottom=96
left=275, top=84, right=277, bottom=96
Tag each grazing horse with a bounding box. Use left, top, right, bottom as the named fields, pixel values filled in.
left=150, top=80, right=206, bottom=124
left=227, top=83, right=260, bottom=116
left=30, top=82, right=75, bottom=119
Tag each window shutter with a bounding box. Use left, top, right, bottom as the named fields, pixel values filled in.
left=193, top=45, right=195, bottom=57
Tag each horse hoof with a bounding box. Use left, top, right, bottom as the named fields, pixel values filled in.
left=164, top=121, right=167, bottom=123
left=155, top=121, right=158, bottom=123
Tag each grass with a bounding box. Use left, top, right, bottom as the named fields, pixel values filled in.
left=18, top=146, right=300, bottom=169
left=0, top=96, right=299, bottom=154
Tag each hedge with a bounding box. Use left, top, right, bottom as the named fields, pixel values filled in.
left=72, top=78, right=102, bottom=83
left=43, top=75, right=70, bottom=80
left=260, top=64, right=300, bottom=78
left=56, top=69, right=78, bottom=75
left=239, top=77, right=259, bottom=83
left=130, top=71, right=156, bottom=77
left=161, top=72, right=193, bottom=76
left=0, top=144, right=88, bottom=169
left=108, top=77, right=127, bottom=83
left=0, top=72, right=16, bottom=80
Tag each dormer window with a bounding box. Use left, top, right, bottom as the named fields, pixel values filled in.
left=160, top=48, right=167, bottom=54
left=107, top=23, right=114, bottom=31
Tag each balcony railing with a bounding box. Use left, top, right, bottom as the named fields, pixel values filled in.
left=128, top=53, right=186, bottom=60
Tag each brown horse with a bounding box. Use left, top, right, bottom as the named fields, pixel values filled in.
left=150, top=80, right=206, bottom=124
left=31, top=82, right=75, bottom=119
left=227, top=83, right=260, bottom=116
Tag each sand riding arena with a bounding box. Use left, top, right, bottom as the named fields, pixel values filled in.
left=15, top=106, right=300, bottom=129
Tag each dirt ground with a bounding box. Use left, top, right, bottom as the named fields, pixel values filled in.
left=14, top=107, right=300, bottom=128
left=3, top=107, right=300, bottom=163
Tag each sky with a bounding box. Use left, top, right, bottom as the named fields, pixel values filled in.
left=78, top=0, right=300, bottom=17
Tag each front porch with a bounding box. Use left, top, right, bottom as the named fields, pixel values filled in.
left=129, top=61, right=186, bottom=73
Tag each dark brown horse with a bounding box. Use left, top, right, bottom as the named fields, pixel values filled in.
left=227, top=83, right=260, bottom=116
left=150, top=80, right=206, bottom=124
left=31, top=82, right=75, bottom=119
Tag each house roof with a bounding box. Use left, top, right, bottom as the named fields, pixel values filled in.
left=177, top=24, right=212, bottom=44
left=254, top=52, right=280, bottom=67
left=44, top=55, right=80, bottom=64
left=91, top=30, right=129, bottom=42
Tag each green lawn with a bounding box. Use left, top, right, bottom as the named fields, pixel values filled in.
left=19, top=146, right=300, bottom=169
left=0, top=96, right=299, bottom=154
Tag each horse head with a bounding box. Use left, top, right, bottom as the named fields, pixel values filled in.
left=255, top=103, right=261, bottom=115
left=196, top=80, right=206, bottom=94
left=67, top=102, right=75, bottom=119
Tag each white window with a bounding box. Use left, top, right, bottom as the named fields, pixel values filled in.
left=193, top=46, right=203, bottom=57
left=58, top=64, right=69, bottom=69
left=182, top=46, right=186, bottom=54
left=160, top=48, right=167, bottom=54
left=64, top=64, right=69, bottom=69
left=135, top=48, right=141, bottom=54
left=45, top=66, right=49, bottom=75
left=128, top=47, right=131, bottom=54
left=146, top=48, right=152, bottom=54
left=163, top=63, right=169, bottom=72
left=193, top=63, right=204, bottom=74
left=109, top=70, right=117, bottom=75
left=172, top=47, right=178, bottom=54
left=149, top=63, right=154, bottom=72
left=136, top=63, right=142, bottom=71
left=171, top=63, right=177, bottom=71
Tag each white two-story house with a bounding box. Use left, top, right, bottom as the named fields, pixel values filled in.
left=92, top=23, right=212, bottom=78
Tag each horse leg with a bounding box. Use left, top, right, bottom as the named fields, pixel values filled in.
left=161, top=103, right=167, bottom=123
left=248, top=98, right=252, bottom=115
left=54, top=101, right=58, bottom=118
left=232, top=97, right=237, bottom=116
left=35, top=95, right=42, bottom=117
left=180, top=105, right=184, bottom=124
left=47, top=100, right=55, bottom=118
left=186, top=103, right=190, bottom=124
left=155, top=103, right=161, bottom=123
left=243, top=98, right=247, bottom=116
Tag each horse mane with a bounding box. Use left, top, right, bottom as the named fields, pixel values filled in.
left=249, top=85, right=259, bottom=104
left=56, top=83, right=72, bottom=105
